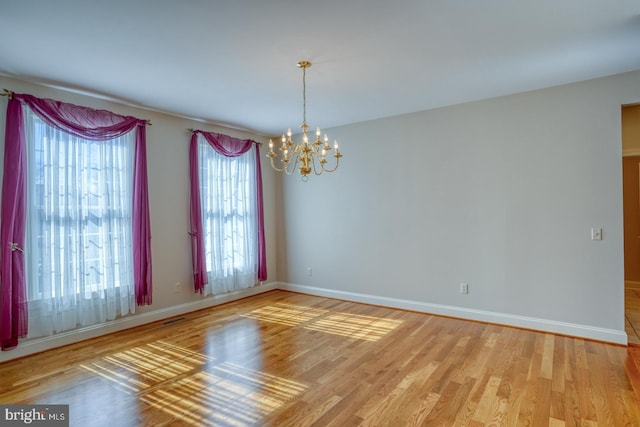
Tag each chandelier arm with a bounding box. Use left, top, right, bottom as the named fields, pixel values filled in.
left=285, top=153, right=300, bottom=175
left=287, top=153, right=300, bottom=175
left=321, top=157, right=340, bottom=173
left=268, top=157, right=288, bottom=173
left=310, top=151, right=325, bottom=176
left=269, top=149, right=302, bottom=174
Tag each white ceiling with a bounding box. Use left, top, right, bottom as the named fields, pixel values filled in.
left=1, top=0, right=639, bottom=136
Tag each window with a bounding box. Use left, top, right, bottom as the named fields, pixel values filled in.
left=0, top=93, right=151, bottom=349
left=24, top=107, right=136, bottom=337
left=189, top=131, right=266, bottom=296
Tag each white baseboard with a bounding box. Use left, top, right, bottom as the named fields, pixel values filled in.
left=277, top=282, right=628, bottom=346
left=0, top=282, right=278, bottom=363
left=1, top=280, right=627, bottom=363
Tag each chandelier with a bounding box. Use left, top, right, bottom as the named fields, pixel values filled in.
left=267, top=61, right=342, bottom=180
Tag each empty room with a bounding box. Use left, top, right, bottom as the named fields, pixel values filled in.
left=1, top=1, right=640, bottom=426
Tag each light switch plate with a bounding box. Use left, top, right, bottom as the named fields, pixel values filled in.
left=591, top=228, right=602, bottom=240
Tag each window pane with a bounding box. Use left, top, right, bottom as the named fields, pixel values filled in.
left=23, top=107, right=136, bottom=336
left=197, top=136, right=258, bottom=295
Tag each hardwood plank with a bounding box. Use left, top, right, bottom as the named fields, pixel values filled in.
left=626, top=289, right=640, bottom=346
left=0, top=290, right=639, bottom=426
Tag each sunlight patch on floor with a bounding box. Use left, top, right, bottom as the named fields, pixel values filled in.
left=305, top=312, right=403, bottom=341
left=242, top=303, right=328, bottom=326
left=141, top=361, right=308, bottom=426
left=79, top=341, right=213, bottom=393
left=79, top=339, right=308, bottom=426
left=242, top=303, right=403, bottom=342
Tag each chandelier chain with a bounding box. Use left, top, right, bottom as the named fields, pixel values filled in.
left=302, top=65, right=307, bottom=127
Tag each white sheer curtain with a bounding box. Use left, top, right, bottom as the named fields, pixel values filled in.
left=23, top=106, right=136, bottom=338
left=197, top=134, right=258, bottom=296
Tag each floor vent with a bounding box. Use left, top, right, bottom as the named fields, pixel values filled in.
left=163, top=317, right=187, bottom=325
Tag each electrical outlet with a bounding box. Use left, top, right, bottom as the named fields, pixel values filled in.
left=307, top=268, right=312, bottom=277
left=174, top=282, right=183, bottom=293
left=459, top=283, right=469, bottom=294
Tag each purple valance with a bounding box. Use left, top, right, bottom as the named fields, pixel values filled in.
left=189, top=130, right=267, bottom=293
left=193, top=130, right=255, bottom=157
left=0, top=94, right=153, bottom=350
left=13, top=94, right=147, bottom=140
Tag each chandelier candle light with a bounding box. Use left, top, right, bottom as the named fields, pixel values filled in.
left=267, top=61, right=342, bottom=180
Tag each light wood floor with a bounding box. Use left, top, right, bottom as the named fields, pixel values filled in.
left=1, top=290, right=640, bottom=426
left=626, top=288, right=640, bottom=346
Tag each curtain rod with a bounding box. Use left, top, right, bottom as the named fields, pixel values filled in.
left=1, top=88, right=152, bottom=125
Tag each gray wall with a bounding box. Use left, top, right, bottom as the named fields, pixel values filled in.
left=278, top=70, right=640, bottom=343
